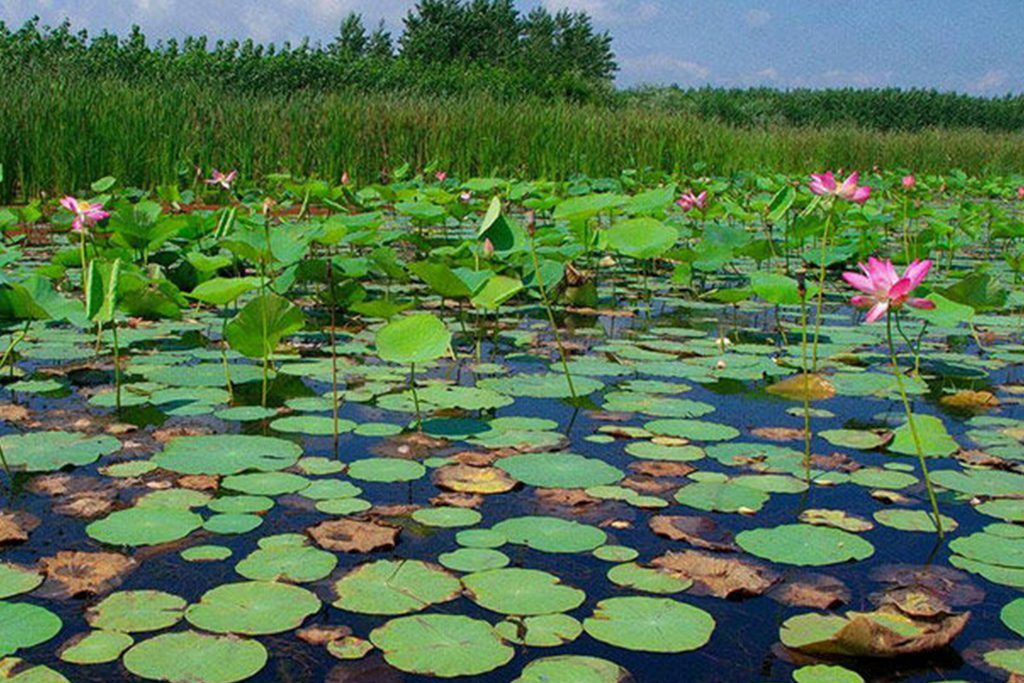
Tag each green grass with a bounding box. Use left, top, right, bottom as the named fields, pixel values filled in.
left=4, top=77, right=1024, bottom=201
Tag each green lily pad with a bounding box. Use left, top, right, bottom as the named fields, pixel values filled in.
left=59, top=630, right=133, bottom=664
left=0, top=565, right=42, bottom=599
left=0, top=431, right=119, bottom=472
left=873, top=509, right=957, bottom=533
left=347, top=458, right=426, bottom=483
left=182, top=546, right=232, bottom=562
left=370, top=614, right=513, bottom=678
left=492, top=516, right=606, bottom=553
left=496, top=452, right=623, bottom=489
left=1001, top=597, right=1024, bottom=638
left=736, top=524, right=874, bottom=566
left=122, top=630, right=268, bottom=683
left=512, top=655, right=631, bottom=683
left=819, top=429, right=889, bottom=450
left=332, top=560, right=461, bottom=615
left=185, top=581, right=320, bottom=635
left=794, top=664, right=864, bottom=683
left=479, top=374, right=604, bottom=398
left=0, top=602, right=62, bottom=656
left=463, top=568, right=585, bottom=615
left=644, top=419, right=739, bottom=442
left=86, top=508, right=203, bottom=547
left=154, top=434, right=302, bottom=475
left=221, top=472, right=309, bottom=496
left=412, top=507, right=482, bottom=528
left=0, top=658, right=69, bottom=682
left=495, top=614, right=582, bottom=647
left=235, top=535, right=337, bottom=583
left=583, top=596, right=715, bottom=653
left=86, top=591, right=186, bottom=633
left=888, top=414, right=958, bottom=457
left=270, top=416, right=357, bottom=435
left=607, top=563, right=692, bottom=594
left=674, top=480, right=769, bottom=513
left=438, top=548, right=510, bottom=573
left=327, top=636, right=374, bottom=661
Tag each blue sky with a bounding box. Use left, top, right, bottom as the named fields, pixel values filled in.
left=3, top=0, right=1022, bottom=93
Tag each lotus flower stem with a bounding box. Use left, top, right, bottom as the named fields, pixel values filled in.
left=798, top=275, right=812, bottom=480
left=886, top=310, right=943, bottom=539
left=410, top=363, right=423, bottom=432
left=327, top=258, right=340, bottom=452
left=527, top=232, right=576, bottom=400
left=810, top=205, right=835, bottom=372
left=112, top=320, right=122, bottom=415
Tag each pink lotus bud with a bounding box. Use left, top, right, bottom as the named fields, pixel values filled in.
left=902, top=175, right=916, bottom=190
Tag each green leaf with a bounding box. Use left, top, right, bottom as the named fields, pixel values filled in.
left=188, top=278, right=260, bottom=306
left=375, top=313, right=451, bottom=364
left=606, top=218, right=677, bottom=259
left=225, top=293, right=304, bottom=359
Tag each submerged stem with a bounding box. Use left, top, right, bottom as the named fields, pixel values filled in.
left=527, top=232, right=576, bottom=400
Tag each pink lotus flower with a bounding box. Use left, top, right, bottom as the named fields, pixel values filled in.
left=435, top=171, right=448, bottom=183
left=60, top=196, right=109, bottom=233
left=808, top=171, right=871, bottom=204
left=341, top=171, right=351, bottom=186
left=902, top=175, right=916, bottom=190
left=205, top=169, right=237, bottom=190
left=676, top=190, right=707, bottom=213
left=460, top=191, right=472, bottom=203
left=1018, top=186, right=1024, bottom=200
left=842, top=257, right=935, bottom=323
left=482, top=237, right=495, bottom=256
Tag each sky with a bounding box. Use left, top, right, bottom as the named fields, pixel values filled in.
left=2, top=0, right=1022, bottom=94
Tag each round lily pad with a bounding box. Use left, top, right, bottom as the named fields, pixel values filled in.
left=370, top=614, right=514, bottom=678
left=479, top=373, right=604, bottom=398
left=0, top=658, right=69, bottom=682
left=332, top=560, right=461, bottom=615
left=736, top=524, right=875, bottom=566
left=235, top=536, right=337, bottom=583
left=607, top=563, right=692, bottom=594
left=347, top=458, right=426, bottom=483
left=0, top=564, right=42, bottom=599
left=496, top=452, right=623, bottom=489
left=412, top=507, right=482, bottom=528
left=185, top=581, right=320, bottom=635
left=154, top=434, right=302, bottom=475
left=208, top=496, right=274, bottom=514
left=492, top=516, right=606, bottom=553
left=644, top=419, right=739, bottom=442
left=122, top=630, right=268, bottom=683
left=0, top=601, right=62, bottom=656
left=512, top=655, right=631, bottom=683
left=182, top=546, right=232, bottom=562
left=438, top=548, right=510, bottom=573
left=495, top=614, right=582, bottom=647
left=204, top=514, right=262, bottom=535
left=221, top=472, right=309, bottom=496
left=1002, top=598, right=1024, bottom=638
left=270, top=415, right=356, bottom=435
left=0, top=431, right=119, bottom=472
left=456, top=529, right=507, bottom=549
left=873, top=509, right=957, bottom=533
left=87, top=508, right=203, bottom=547
left=583, top=596, right=714, bottom=653
left=86, top=591, right=186, bottom=633
left=59, top=630, right=133, bottom=664
left=463, top=568, right=585, bottom=616
left=674, top=480, right=769, bottom=513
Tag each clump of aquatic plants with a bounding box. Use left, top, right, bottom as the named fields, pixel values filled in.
left=0, top=165, right=1021, bottom=683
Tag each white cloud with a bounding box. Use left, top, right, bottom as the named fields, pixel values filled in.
left=744, top=9, right=771, bottom=28
left=968, top=68, right=1009, bottom=94
left=542, top=0, right=659, bottom=24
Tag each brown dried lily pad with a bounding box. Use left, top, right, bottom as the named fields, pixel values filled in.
left=535, top=488, right=602, bottom=510
left=940, top=390, right=999, bottom=412
left=750, top=427, right=806, bottom=442
left=766, top=373, right=835, bottom=401
left=449, top=451, right=496, bottom=467
left=432, top=465, right=516, bottom=495
left=371, top=433, right=448, bottom=460
left=53, top=491, right=117, bottom=519
left=770, top=573, right=850, bottom=609
left=869, top=564, right=985, bottom=608
left=37, top=550, right=137, bottom=599
left=0, top=510, right=40, bottom=545
left=429, top=493, right=484, bottom=509
left=307, top=519, right=400, bottom=553
left=649, top=515, right=736, bottom=552
left=628, top=461, right=696, bottom=478
left=0, top=404, right=30, bottom=421
left=298, top=625, right=353, bottom=646
left=651, top=550, right=779, bottom=599
left=178, top=475, right=220, bottom=491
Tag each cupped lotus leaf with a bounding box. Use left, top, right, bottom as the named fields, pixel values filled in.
left=185, top=581, right=320, bottom=635
left=583, top=596, right=714, bottom=653
left=347, top=458, right=426, bottom=483
left=375, top=313, right=451, bottom=365
left=463, top=568, right=585, bottom=616
left=438, top=548, right=510, bottom=573
left=873, top=509, right=957, bottom=533
left=332, top=560, right=461, bottom=615
left=86, top=508, right=203, bottom=547
left=1002, top=598, right=1024, bottom=637
left=644, top=419, right=739, bottom=442
left=326, top=636, right=374, bottom=661
left=0, top=602, right=62, bottom=656
left=0, top=432, right=119, bottom=472
left=411, top=507, right=481, bottom=528
left=496, top=452, right=623, bottom=489
left=221, top=472, right=309, bottom=496
left=674, top=480, right=769, bottom=513
left=0, top=658, right=69, bottom=682
left=0, top=565, right=42, bottom=599
left=479, top=374, right=603, bottom=398
left=888, top=414, right=958, bottom=457
left=492, top=516, right=606, bottom=553
left=270, top=416, right=356, bottom=435
left=86, top=590, right=186, bottom=633
left=495, top=614, right=582, bottom=647
left=513, top=655, right=631, bottom=683
left=235, top=540, right=337, bottom=583
left=737, top=524, right=874, bottom=566
left=606, top=218, right=677, bottom=259
left=122, top=630, right=268, bottom=683
left=225, top=293, right=304, bottom=359
left=370, top=614, right=513, bottom=678
left=793, top=665, right=864, bottom=683
left=154, top=434, right=301, bottom=475
left=58, top=630, right=133, bottom=664
left=607, top=563, right=692, bottom=594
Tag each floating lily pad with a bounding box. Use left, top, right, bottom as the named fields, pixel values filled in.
left=0, top=602, right=62, bottom=656
left=736, top=524, right=874, bottom=566
left=463, top=568, right=585, bottom=615
left=122, top=630, right=267, bottom=683
left=438, top=548, right=510, bottom=573
left=492, top=516, right=606, bottom=553
left=270, top=416, right=356, bottom=435
left=888, top=415, right=958, bottom=457
left=495, top=614, right=582, bottom=647
left=0, top=565, right=42, bottom=599
left=644, top=419, right=739, bottom=442
left=607, top=563, right=692, bottom=594
left=182, top=546, right=232, bottom=562
left=412, top=507, right=482, bottom=528
left=86, top=590, right=186, bottom=633
left=347, top=458, right=426, bottom=483
left=370, top=614, right=514, bottom=677
left=235, top=535, right=337, bottom=583
left=512, top=655, right=631, bottom=683
left=674, top=480, right=769, bottom=514
left=185, top=581, right=320, bottom=635
left=221, top=472, right=309, bottom=496
left=496, top=452, right=623, bottom=489
left=479, top=374, right=603, bottom=398
left=59, top=630, right=133, bottom=664
left=873, top=509, right=957, bottom=533
left=154, top=434, right=301, bottom=475
left=333, top=560, right=461, bottom=615
left=583, top=596, right=714, bottom=653
left=0, top=658, right=69, bottom=682
left=0, top=432, right=119, bottom=472
left=87, top=508, right=203, bottom=547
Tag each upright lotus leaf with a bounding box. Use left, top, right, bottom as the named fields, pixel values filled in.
left=187, top=277, right=261, bottom=306
left=605, top=218, right=677, bottom=259
left=408, top=261, right=472, bottom=299
left=750, top=272, right=816, bottom=305
left=122, top=631, right=268, bottom=683
left=0, top=602, right=62, bottom=656
left=375, top=313, right=451, bottom=364
left=86, top=257, right=121, bottom=323
left=471, top=275, right=524, bottom=311
left=225, top=293, right=304, bottom=359
left=736, top=524, right=874, bottom=566
left=463, top=568, right=585, bottom=615
left=370, top=614, right=514, bottom=678
left=478, top=197, right=525, bottom=253
left=332, top=560, right=461, bottom=615
left=583, top=596, right=714, bottom=653
left=185, top=581, right=320, bottom=635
